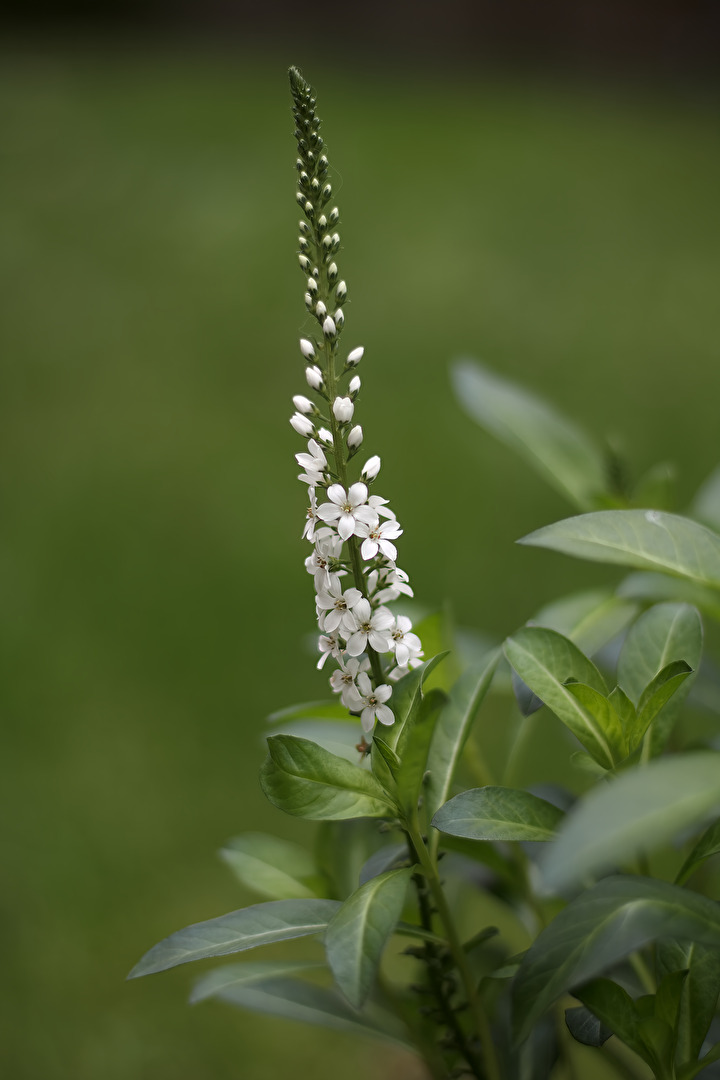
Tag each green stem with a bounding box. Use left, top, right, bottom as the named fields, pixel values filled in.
left=407, top=818, right=501, bottom=1080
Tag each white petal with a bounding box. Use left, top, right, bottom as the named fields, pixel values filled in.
left=377, top=539, right=397, bottom=562
left=356, top=672, right=372, bottom=696
left=347, top=482, right=368, bottom=507
left=346, top=631, right=367, bottom=657
left=338, top=514, right=355, bottom=541
left=368, top=629, right=392, bottom=653
left=316, top=502, right=341, bottom=523
left=360, top=707, right=375, bottom=733
left=375, top=704, right=395, bottom=726
left=353, top=598, right=371, bottom=622
left=361, top=538, right=378, bottom=560
left=326, top=484, right=346, bottom=506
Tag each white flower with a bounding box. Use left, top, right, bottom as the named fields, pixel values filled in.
left=357, top=518, right=403, bottom=562
left=329, top=656, right=368, bottom=709
left=332, top=396, right=354, bottom=422
left=290, top=412, right=314, bottom=437
left=347, top=346, right=364, bottom=366
left=293, top=394, right=314, bottom=415
left=317, top=427, right=333, bottom=446
left=305, top=530, right=343, bottom=589
left=367, top=566, right=414, bottom=602
left=356, top=672, right=394, bottom=732
left=349, top=375, right=361, bottom=395
left=347, top=425, right=363, bottom=450
left=316, top=482, right=379, bottom=541
left=305, top=365, right=323, bottom=390
left=300, top=338, right=316, bottom=360
left=345, top=599, right=395, bottom=657
left=317, top=633, right=342, bottom=669
left=390, top=615, right=423, bottom=668
left=296, top=438, right=327, bottom=486
left=315, top=574, right=363, bottom=634
left=302, top=488, right=320, bottom=541
left=361, top=455, right=381, bottom=482
left=368, top=494, right=396, bottom=520
left=323, top=316, right=336, bottom=338
left=388, top=656, right=424, bottom=681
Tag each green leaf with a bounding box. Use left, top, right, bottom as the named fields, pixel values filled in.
left=519, top=510, right=720, bottom=590
left=219, top=833, right=322, bottom=900
left=425, top=650, right=500, bottom=850
left=564, top=682, right=626, bottom=760
left=503, top=627, right=614, bottom=767
left=260, top=735, right=396, bottom=821
left=268, top=719, right=365, bottom=764
left=358, top=843, right=408, bottom=886
left=532, top=589, right=638, bottom=656
left=609, top=686, right=636, bottom=741
left=395, top=687, right=446, bottom=815
left=617, top=572, right=720, bottom=622
left=656, top=940, right=720, bottom=1065
left=381, top=653, right=448, bottom=752
left=541, top=752, right=720, bottom=891
left=128, top=898, right=342, bottom=978
left=512, top=875, right=720, bottom=1042
left=630, top=660, right=693, bottom=748
left=267, top=700, right=350, bottom=723
left=617, top=602, right=703, bottom=756
left=691, top=463, right=720, bottom=532
left=324, top=867, right=412, bottom=1009
left=371, top=736, right=400, bottom=778
left=675, top=818, right=720, bottom=885
left=451, top=359, right=607, bottom=510
left=190, top=960, right=323, bottom=1003
left=632, top=461, right=676, bottom=512
left=432, top=787, right=564, bottom=842
left=206, top=974, right=412, bottom=1047
left=315, top=820, right=383, bottom=900
left=564, top=1005, right=612, bottom=1047
left=572, top=979, right=649, bottom=1064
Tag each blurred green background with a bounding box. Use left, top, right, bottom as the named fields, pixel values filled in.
left=2, top=29, right=720, bottom=1080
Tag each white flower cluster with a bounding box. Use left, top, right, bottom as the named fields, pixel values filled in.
left=289, top=344, right=424, bottom=735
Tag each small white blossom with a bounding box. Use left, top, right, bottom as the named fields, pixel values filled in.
left=323, top=316, right=336, bottom=338
left=357, top=518, right=403, bottom=562
left=368, top=494, right=396, bottom=520
left=347, top=425, right=363, bottom=450
left=317, top=427, right=333, bottom=446
left=290, top=412, right=314, bottom=437
left=305, top=529, right=343, bottom=589
left=349, top=375, right=361, bottom=395
left=316, top=482, right=379, bottom=541
left=329, top=656, right=369, bottom=709
left=356, top=672, right=394, bottom=732
left=390, top=615, right=423, bottom=668
left=300, top=338, right=316, bottom=360
left=296, top=439, right=327, bottom=486
left=347, top=346, right=364, bottom=366
left=302, top=488, right=319, bottom=541
left=345, top=599, right=395, bottom=657
left=317, top=632, right=342, bottom=669
left=332, top=397, right=354, bottom=422
left=293, top=394, right=314, bottom=414
left=305, top=365, right=323, bottom=390
left=315, top=574, right=363, bottom=634
left=361, top=455, right=381, bottom=481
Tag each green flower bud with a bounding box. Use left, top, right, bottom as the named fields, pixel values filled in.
left=335, top=280, right=347, bottom=302
left=328, top=207, right=340, bottom=225
left=318, top=214, right=327, bottom=230
left=321, top=184, right=332, bottom=205
left=327, top=262, right=338, bottom=282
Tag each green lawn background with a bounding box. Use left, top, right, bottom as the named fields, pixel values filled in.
left=2, top=46, right=719, bottom=1079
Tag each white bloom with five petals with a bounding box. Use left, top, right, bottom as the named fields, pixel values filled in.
left=316, top=483, right=378, bottom=541
left=355, top=672, right=394, bottom=732
left=390, top=615, right=424, bottom=668
left=315, top=574, right=363, bottom=634
left=357, top=518, right=403, bottom=562
left=345, top=599, right=394, bottom=657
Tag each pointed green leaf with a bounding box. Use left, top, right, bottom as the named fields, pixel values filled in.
left=609, top=686, right=636, bottom=741
left=260, top=735, right=396, bottom=821
left=425, top=650, right=500, bottom=850
left=618, top=572, right=720, bottom=622
left=564, top=1005, right=612, bottom=1048
left=520, top=510, right=720, bottom=590
left=532, top=589, right=638, bottom=656
left=692, top=463, right=720, bottom=532
left=513, top=875, right=720, bottom=1042
left=371, top=736, right=400, bottom=778
left=190, top=960, right=323, bottom=1003
left=128, top=898, right=342, bottom=978
left=381, top=653, right=447, bottom=752
left=630, top=660, right=693, bottom=748
left=396, top=687, right=446, bottom=815
left=541, top=753, right=720, bottom=891
left=268, top=719, right=365, bottom=764
left=657, top=940, right=720, bottom=1065
left=618, top=602, right=703, bottom=756
left=675, top=818, right=720, bottom=885
left=432, top=787, right=564, bottom=842
left=564, top=682, right=626, bottom=759
left=324, top=867, right=412, bottom=1009
left=219, top=834, right=321, bottom=900
left=358, top=843, right=408, bottom=886
left=503, top=627, right=614, bottom=767
left=208, top=974, right=412, bottom=1047
left=452, top=359, right=607, bottom=510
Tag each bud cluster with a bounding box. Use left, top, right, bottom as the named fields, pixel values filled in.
left=287, top=68, right=423, bottom=737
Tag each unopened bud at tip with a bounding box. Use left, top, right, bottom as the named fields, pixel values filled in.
left=347, top=425, right=363, bottom=450
left=290, top=412, right=315, bottom=437
left=293, top=394, right=314, bottom=415
left=305, top=365, right=323, bottom=390
left=347, top=346, right=364, bottom=366
left=361, top=455, right=381, bottom=481
left=349, top=375, right=361, bottom=395
left=332, top=396, right=354, bottom=422
left=323, top=316, right=337, bottom=339
left=299, top=338, right=316, bottom=360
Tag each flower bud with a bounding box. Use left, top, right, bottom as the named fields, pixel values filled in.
left=305, top=365, right=323, bottom=390
left=310, top=178, right=320, bottom=194
left=322, top=183, right=332, bottom=205
left=333, top=308, right=345, bottom=329
left=349, top=375, right=361, bottom=395
left=304, top=292, right=313, bottom=309
left=323, top=316, right=337, bottom=339
left=299, top=220, right=310, bottom=235
left=333, top=396, right=354, bottom=422
left=304, top=200, right=314, bottom=217
left=290, top=412, right=314, bottom=437
left=347, top=346, right=364, bottom=366
left=319, top=214, right=328, bottom=229
left=298, top=254, right=310, bottom=272
left=299, top=171, right=309, bottom=188
left=317, top=427, right=333, bottom=445
left=307, top=277, right=318, bottom=296
left=322, top=233, right=333, bottom=250
left=318, top=154, right=329, bottom=174
left=300, top=338, right=316, bottom=360
left=347, top=425, right=363, bottom=450
left=361, top=455, right=381, bottom=481
left=315, top=300, right=327, bottom=319
left=335, top=280, right=347, bottom=302
left=329, top=207, right=340, bottom=225
left=331, top=232, right=341, bottom=252
left=296, top=192, right=306, bottom=207
left=298, top=236, right=309, bottom=252
left=293, top=394, right=314, bottom=414
left=327, top=262, right=338, bottom=283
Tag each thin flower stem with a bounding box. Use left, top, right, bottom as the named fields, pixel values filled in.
left=407, top=817, right=502, bottom=1080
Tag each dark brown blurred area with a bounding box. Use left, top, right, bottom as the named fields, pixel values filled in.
left=5, top=0, right=720, bottom=79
